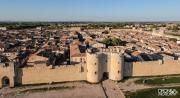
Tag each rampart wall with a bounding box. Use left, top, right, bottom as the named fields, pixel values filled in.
left=124, top=60, right=180, bottom=77
left=20, top=63, right=86, bottom=85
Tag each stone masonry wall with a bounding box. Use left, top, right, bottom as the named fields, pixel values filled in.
left=0, top=62, right=15, bottom=88
left=124, top=60, right=180, bottom=77
left=21, top=63, right=86, bottom=85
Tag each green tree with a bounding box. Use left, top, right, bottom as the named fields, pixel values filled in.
left=101, top=38, right=127, bottom=47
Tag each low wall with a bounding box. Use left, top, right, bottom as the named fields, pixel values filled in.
left=21, top=63, right=86, bottom=85
left=124, top=60, right=180, bottom=77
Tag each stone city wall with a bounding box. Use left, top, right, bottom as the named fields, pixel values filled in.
left=21, top=63, right=86, bottom=85
left=124, top=60, right=180, bottom=77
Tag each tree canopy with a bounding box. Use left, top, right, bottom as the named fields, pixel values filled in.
left=101, top=38, right=127, bottom=47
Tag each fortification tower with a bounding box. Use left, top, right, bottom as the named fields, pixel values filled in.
left=0, top=62, right=15, bottom=88
left=109, top=52, right=124, bottom=81
left=86, top=52, right=102, bottom=83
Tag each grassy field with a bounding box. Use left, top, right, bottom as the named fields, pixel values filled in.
left=135, top=76, right=180, bottom=85
left=126, top=87, right=180, bottom=98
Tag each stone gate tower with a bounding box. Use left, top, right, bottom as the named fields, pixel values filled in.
left=86, top=49, right=124, bottom=83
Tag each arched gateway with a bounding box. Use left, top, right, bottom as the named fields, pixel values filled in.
left=1, top=76, right=10, bottom=87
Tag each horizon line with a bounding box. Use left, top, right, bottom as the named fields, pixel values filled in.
left=0, top=20, right=180, bottom=23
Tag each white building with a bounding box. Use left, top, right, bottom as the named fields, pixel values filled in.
left=0, top=27, right=7, bottom=31
left=177, top=40, right=180, bottom=45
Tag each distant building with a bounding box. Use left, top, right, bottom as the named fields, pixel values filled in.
left=0, top=27, right=7, bottom=31
left=36, top=27, right=42, bottom=30
left=152, top=28, right=165, bottom=36
left=0, top=43, right=5, bottom=52
left=177, top=40, right=180, bottom=45
left=90, top=31, right=102, bottom=35
left=91, top=43, right=106, bottom=48
left=69, top=27, right=81, bottom=31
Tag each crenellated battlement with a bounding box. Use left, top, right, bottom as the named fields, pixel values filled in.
left=100, top=47, right=124, bottom=53
left=0, top=62, right=14, bottom=68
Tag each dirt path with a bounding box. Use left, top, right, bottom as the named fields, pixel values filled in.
left=102, top=80, right=126, bottom=98
left=118, top=78, right=151, bottom=93
left=0, top=82, right=106, bottom=98
left=0, top=80, right=127, bottom=98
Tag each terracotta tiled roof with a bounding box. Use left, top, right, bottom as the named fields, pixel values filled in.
left=71, top=53, right=85, bottom=57
left=131, top=51, right=141, bottom=56
left=0, top=43, right=4, bottom=48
